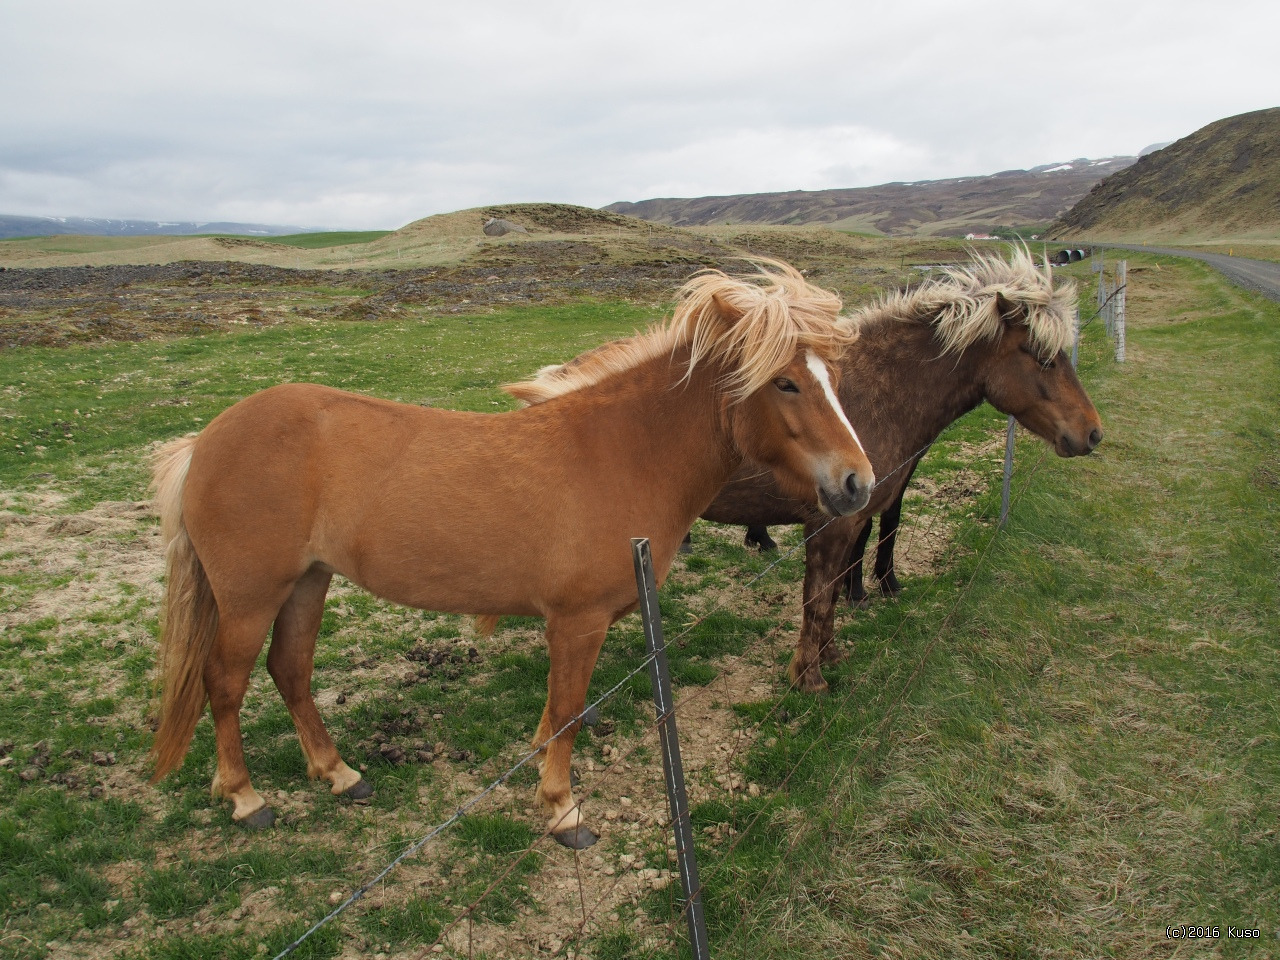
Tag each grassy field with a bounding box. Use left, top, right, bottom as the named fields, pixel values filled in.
left=0, top=249, right=1276, bottom=958
left=259, top=232, right=394, bottom=250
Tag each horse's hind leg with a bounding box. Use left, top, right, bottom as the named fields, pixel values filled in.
left=534, top=612, right=610, bottom=849
left=205, top=606, right=282, bottom=826
left=874, top=465, right=915, bottom=597
left=266, top=566, right=368, bottom=800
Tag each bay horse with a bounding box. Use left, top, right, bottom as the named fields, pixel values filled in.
left=701, top=248, right=1102, bottom=690
left=148, top=260, right=875, bottom=848
left=521, top=249, right=1102, bottom=694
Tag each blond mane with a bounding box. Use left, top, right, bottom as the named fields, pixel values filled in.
left=844, top=247, right=1077, bottom=358
left=505, top=259, right=851, bottom=405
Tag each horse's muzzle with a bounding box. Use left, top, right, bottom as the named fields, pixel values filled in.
left=1057, top=426, right=1103, bottom=457
left=818, top=469, right=873, bottom=516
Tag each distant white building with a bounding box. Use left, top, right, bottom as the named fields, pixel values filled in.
left=965, top=232, right=998, bottom=241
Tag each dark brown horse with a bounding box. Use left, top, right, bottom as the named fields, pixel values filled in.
left=148, top=261, right=875, bottom=847
left=697, top=249, right=1103, bottom=691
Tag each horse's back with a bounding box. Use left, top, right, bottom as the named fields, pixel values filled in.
left=177, top=383, right=633, bottom=618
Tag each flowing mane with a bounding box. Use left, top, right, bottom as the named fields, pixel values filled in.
left=505, top=259, right=851, bottom=405
left=844, top=247, right=1077, bottom=359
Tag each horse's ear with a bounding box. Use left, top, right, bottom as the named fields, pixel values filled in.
left=995, top=292, right=1020, bottom=325
left=712, top=291, right=744, bottom=324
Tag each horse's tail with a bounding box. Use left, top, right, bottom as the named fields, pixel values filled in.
left=148, top=435, right=220, bottom=782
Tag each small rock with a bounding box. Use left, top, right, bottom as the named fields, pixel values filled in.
left=336, top=693, right=347, bottom=705
left=328, top=891, right=344, bottom=905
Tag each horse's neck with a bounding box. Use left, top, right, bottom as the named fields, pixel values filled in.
left=847, top=316, right=986, bottom=464
left=559, top=350, right=741, bottom=512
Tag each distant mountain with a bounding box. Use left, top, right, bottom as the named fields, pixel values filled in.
left=0, top=214, right=321, bottom=241
left=603, top=158, right=1137, bottom=238
left=1049, top=107, right=1280, bottom=242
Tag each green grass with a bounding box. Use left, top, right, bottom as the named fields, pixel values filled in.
left=0, top=255, right=1276, bottom=958
left=0, top=299, right=654, bottom=506
left=258, top=231, right=393, bottom=249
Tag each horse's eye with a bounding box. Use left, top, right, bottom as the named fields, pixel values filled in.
left=774, top=378, right=800, bottom=393
left=1043, top=358, right=1057, bottom=370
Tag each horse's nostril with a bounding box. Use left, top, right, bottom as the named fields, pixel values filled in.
left=845, top=472, right=863, bottom=499
left=1089, top=427, right=1103, bottom=449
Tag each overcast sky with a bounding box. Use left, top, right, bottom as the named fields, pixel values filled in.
left=1, top=1, right=1275, bottom=230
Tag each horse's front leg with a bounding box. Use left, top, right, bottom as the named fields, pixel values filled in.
left=534, top=612, right=610, bottom=849
left=789, top=519, right=854, bottom=691
left=873, top=466, right=916, bottom=597
left=842, top=517, right=875, bottom=607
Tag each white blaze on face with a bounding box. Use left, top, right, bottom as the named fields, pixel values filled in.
left=805, top=350, right=864, bottom=452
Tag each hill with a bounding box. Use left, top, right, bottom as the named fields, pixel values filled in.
left=1049, top=107, right=1280, bottom=243
left=603, top=158, right=1135, bottom=238
left=0, top=213, right=322, bottom=241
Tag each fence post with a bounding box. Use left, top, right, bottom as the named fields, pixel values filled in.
left=1071, top=305, right=1080, bottom=368
left=1000, top=415, right=1016, bottom=528
left=1115, top=260, right=1127, bottom=363
left=631, top=538, right=711, bottom=960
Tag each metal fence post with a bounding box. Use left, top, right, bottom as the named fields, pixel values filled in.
left=1072, top=305, right=1080, bottom=368
left=999, top=415, right=1016, bottom=528
left=631, top=538, right=711, bottom=960
left=1115, top=260, right=1127, bottom=363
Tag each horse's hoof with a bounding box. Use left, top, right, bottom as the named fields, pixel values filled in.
left=342, top=779, right=374, bottom=801
left=819, top=645, right=847, bottom=666
left=237, top=806, right=276, bottom=829
left=795, top=674, right=829, bottom=695
left=553, top=824, right=599, bottom=849
left=678, top=540, right=693, bottom=555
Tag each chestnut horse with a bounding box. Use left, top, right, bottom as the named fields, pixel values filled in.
left=701, top=249, right=1102, bottom=690
left=148, top=261, right=875, bottom=848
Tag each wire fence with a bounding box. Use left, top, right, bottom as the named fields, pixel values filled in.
left=272, top=270, right=1120, bottom=960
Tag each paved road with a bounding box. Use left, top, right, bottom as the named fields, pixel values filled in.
left=1101, top=244, right=1280, bottom=303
